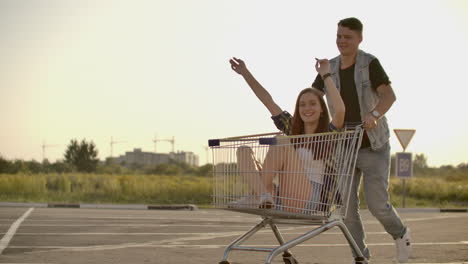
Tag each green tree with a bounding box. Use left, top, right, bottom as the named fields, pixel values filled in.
left=414, top=153, right=428, bottom=173
left=195, top=164, right=213, bottom=177
left=0, top=155, right=12, bottom=173
left=151, top=163, right=182, bottom=175
left=10, top=160, right=29, bottom=173
left=25, top=160, right=43, bottom=173
left=49, top=160, right=74, bottom=173
left=64, top=139, right=99, bottom=172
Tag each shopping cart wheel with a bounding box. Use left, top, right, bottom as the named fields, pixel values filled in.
left=282, top=252, right=299, bottom=264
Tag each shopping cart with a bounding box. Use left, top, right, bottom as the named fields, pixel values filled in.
left=208, top=126, right=365, bottom=264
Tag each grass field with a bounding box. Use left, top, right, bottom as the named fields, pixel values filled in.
left=0, top=173, right=212, bottom=205
left=0, top=173, right=467, bottom=208
left=387, top=176, right=468, bottom=208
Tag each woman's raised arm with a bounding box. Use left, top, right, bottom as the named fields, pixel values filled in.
left=230, top=57, right=282, bottom=116
left=315, top=58, right=345, bottom=129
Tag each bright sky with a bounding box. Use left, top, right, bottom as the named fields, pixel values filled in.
left=1, top=0, right=467, bottom=167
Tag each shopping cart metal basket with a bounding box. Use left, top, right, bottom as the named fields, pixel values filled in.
left=208, top=126, right=365, bottom=264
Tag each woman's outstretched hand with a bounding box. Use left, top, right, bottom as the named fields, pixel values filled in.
left=229, top=57, right=248, bottom=75
left=315, top=58, right=331, bottom=77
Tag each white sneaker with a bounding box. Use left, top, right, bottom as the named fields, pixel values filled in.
left=395, top=227, right=412, bottom=263
left=228, top=195, right=259, bottom=208
left=259, top=192, right=274, bottom=209
left=228, top=193, right=274, bottom=209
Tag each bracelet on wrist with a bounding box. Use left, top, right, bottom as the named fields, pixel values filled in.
left=322, top=73, right=331, bottom=81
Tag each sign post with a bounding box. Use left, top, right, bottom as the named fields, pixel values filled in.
left=395, top=152, right=413, bottom=207
left=393, top=129, right=416, bottom=208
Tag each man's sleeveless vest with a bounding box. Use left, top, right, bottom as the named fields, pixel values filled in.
left=326, top=49, right=390, bottom=150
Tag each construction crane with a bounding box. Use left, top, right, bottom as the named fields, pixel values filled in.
left=153, top=135, right=175, bottom=153
left=41, top=141, right=61, bottom=162
left=110, top=136, right=126, bottom=158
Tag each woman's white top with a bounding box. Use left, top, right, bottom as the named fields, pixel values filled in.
left=296, top=147, right=325, bottom=184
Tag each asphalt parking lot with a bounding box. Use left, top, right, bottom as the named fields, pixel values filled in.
left=0, top=206, right=467, bottom=264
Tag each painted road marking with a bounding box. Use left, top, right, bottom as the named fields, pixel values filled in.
left=0, top=224, right=257, bottom=227
left=2, top=212, right=464, bottom=222
left=8, top=241, right=468, bottom=250
left=0, top=215, right=261, bottom=222
left=0, top=208, right=34, bottom=254
left=1, top=213, right=462, bottom=226
left=2, top=213, right=465, bottom=228
left=1, top=231, right=389, bottom=236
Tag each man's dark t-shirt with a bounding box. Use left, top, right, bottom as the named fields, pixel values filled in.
left=312, top=59, right=390, bottom=148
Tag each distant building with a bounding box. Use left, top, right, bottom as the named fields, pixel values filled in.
left=109, top=148, right=199, bottom=167
left=171, top=151, right=199, bottom=166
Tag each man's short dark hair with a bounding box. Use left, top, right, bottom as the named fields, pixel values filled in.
left=338, top=17, right=363, bottom=34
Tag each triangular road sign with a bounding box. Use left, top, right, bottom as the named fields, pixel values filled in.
left=394, top=129, right=416, bottom=151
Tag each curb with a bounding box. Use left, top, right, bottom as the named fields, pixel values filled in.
left=148, top=204, right=198, bottom=211
left=395, top=207, right=468, bottom=213
left=0, top=202, right=198, bottom=211
left=439, top=208, right=468, bottom=213
left=48, top=203, right=80, bottom=208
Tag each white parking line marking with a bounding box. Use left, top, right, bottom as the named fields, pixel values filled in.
left=0, top=208, right=34, bottom=254
left=11, top=232, right=231, bottom=236
left=0, top=224, right=255, bottom=227
left=1, top=215, right=262, bottom=222
left=2, top=231, right=388, bottom=236
left=2, top=212, right=464, bottom=223
left=9, top=240, right=468, bottom=250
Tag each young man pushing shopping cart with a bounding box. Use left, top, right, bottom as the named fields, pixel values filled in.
left=310, top=17, right=412, bottom=263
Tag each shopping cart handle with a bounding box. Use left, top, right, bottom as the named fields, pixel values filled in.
left=345, top=122, right=364, bottom=129
left=208, top=139, right=220, bottom=147
left=259, top=137, right=277, bottom=145
left=208, top=137, right=277, bottom=147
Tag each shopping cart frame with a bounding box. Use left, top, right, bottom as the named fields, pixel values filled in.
left=208, top=127, right=366, bottom=264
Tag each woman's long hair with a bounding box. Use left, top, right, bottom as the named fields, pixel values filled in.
left=289, top=88, right=332, bottom=160
left=291, top=88, right=330, bottom=136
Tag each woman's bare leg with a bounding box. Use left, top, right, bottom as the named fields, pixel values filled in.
left=236, top=145, right=268, bottom=196
left=279, top=173, right=312, bottom=213
left=278, top=149, right=313, bottom=213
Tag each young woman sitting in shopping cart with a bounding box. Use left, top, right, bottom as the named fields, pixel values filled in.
left=229, top=57, right=345, bottom=213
